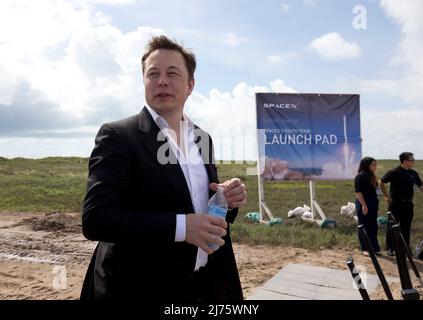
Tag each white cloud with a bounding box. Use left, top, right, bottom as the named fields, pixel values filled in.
left=0, top=0, right=163, bottom=135
left=308, top=32, right=362, bottom=61
left=224, top=32, right=248, bottom=47
left=186, top=78, right=296, bottom=135
left=185, top=79, right=296, bottom=160
left=356, top=0, right=423, bottom=159
left=348, top=0, right=423, bottom=159
left=0, top=0, right=295, bottom=159
left=303, top=0, right=317, bottom=8
left=281, top=3, right=292, bottom=12
left=3, top=0, right=422, bottom=161
left=266, top=52, right=297, bottom=64
left=267, top=55, right=283, bottom=63
left=360, top=79, right=399, bottom=96
left=173, top=28, right=206, bottom=39
left=84, top=0, right=145, bottom=5
left=269, top=79, right=297, bottom=93
left=1, top=77, right=296, bottom=159
left=368, top=0, right=423, bottom=105
left=361, top=106, right=423, bottom=159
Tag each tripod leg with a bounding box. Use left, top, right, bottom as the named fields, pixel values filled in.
left=346, top=257, right=370, bottom=300
left=358, top=224, right=394, bottom=300
left=399, top=233, right=423, bottom=287
left=392, top=224, right=420, bottom=300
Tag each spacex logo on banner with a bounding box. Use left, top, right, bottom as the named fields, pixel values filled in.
left=256, top=93, right=362, bottom=181
left=263, top=103, right=298, bottom=109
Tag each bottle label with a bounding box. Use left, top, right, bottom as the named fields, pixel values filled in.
left=208, top=242, right=220, bottom=251
left=208, top=204, right=227, bottom=219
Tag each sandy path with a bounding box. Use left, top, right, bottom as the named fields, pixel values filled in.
left=1, top=212, right=422, bottom=300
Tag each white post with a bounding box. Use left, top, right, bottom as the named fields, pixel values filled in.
left=309, top=180, right=315, bottom=219
left=257, top=159, right=274, bottom=221
left=257, top=164, right=264, bottom=220
left=309, top=180, right=327, bottom=222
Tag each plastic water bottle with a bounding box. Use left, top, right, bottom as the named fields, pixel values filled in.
left=207, top=186, right=228, bottom=250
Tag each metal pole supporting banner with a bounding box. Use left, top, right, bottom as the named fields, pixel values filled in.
left=358, top=224, right=394, bottom=300
left=309, top=180, right=315, bottom=220
left=309, top=181, right=326, bottom=221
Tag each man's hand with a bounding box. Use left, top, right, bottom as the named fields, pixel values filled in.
left=385, top=196, right=392, bottom=205
left=362, top=205, right=368, bottom=215
left=210, top=178, right=247, bottom=208
left=185, top=213, right=227, bottom=254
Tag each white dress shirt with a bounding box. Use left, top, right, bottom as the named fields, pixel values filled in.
left=145, top=105, right=210, bottom=270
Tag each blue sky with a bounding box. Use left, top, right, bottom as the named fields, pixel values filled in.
left=97, top=0, right=400, bottom=94
left=0, top=0, right=422, bottom=160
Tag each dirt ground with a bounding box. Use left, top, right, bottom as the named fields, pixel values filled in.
left=0, top=212, right=422, bottom=300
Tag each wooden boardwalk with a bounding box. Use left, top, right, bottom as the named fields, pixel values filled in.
left=247, top=263, right=399, bottom=300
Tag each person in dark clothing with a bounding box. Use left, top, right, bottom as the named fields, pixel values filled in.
left=354, top=157, right=381, bottom=256
left=381, top=152, right=423, bottom=256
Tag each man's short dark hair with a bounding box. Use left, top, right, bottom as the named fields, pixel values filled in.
left=141, top=35, right=196, bottom=81
left=400, top=152, right=414, bottom=163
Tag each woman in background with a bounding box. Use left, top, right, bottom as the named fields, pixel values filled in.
left=354, top=157, right=381, bottom=256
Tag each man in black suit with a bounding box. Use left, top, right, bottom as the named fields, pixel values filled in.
left=80, top=35, right=247, bottom=300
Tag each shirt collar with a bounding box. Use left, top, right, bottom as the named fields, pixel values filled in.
left=145, top=104, right=194, bottom=131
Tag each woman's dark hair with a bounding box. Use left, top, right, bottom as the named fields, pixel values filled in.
left=358, top=157, right=378, bottom=186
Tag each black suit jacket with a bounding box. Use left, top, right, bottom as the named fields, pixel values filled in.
left=80, top=107, right=243, bottom=300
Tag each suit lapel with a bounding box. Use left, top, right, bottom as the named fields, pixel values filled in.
left=205, top=163, right=218, bottom=199
left=137, top=107, right=194, bottom=212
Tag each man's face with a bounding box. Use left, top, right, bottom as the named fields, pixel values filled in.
left=405, top=157, right=415, bottom=168
left=143, top=49, right=194, bottom=115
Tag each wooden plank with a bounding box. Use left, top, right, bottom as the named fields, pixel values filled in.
left=315, top=285, right=363, bottom=299
left=312, top=291, right=361, bottom=300
left=247, top=263, right=400, bottom=301
left=266, top=274, right=365, bottom=299
left=264, top=277, right=325, bottom=293
left=271, top=271, right=327, bottom=286
left=248, top=288, right=307, bottom=300
left=264, top=280, right=317, bottom=299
